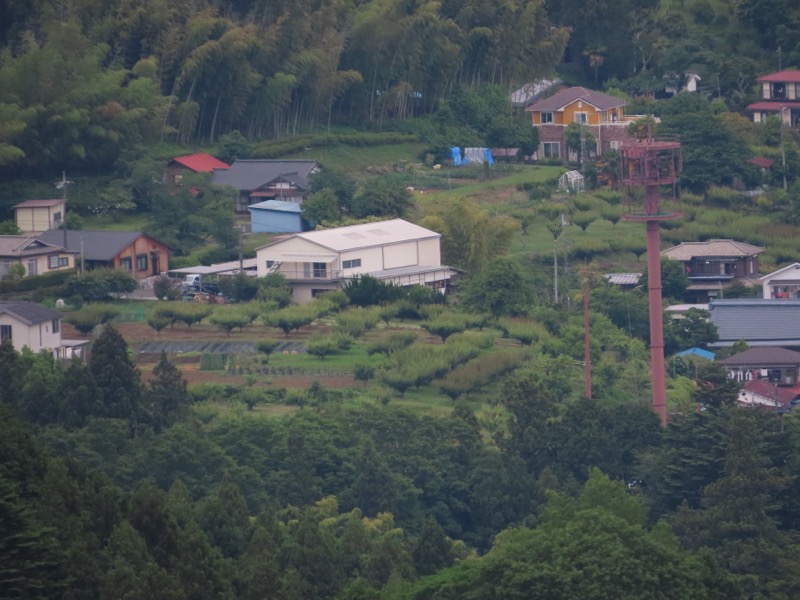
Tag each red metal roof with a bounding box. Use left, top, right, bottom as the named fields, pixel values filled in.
left=757, top=70, right=800, bottom=83
left=749, top=156, right=775, bottom=169
left=171, top=153, right=229, bottom=172
left=747, top=101, right=800, bottom=111
left=743, top=379, right=800, bottom=406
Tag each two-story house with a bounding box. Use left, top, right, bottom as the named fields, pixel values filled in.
left=661, top=239, right=764, bottom=303
left=256, top=218, right=456, bottom=303
left=212, top=159, right=320, bottom=213
left=747, top=70, right=800, bottom=127
left=0, top=300, right=89, bottom=359
left=525, top=87, right=643, bottom=161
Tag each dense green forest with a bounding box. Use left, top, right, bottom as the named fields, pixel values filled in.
left=6, top=0, right=800, bottom=598
left=0, top=0, right=799, bottom=177
left=4, top=321, right=800, bottom=599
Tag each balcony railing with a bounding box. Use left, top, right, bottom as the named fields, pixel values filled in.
left=276, top=268, right=344, bottom=281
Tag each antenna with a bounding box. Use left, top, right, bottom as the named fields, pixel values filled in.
left=55, top=171, right=74, bottom=249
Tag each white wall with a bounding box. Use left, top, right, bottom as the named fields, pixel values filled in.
left=0, top=315, right=62, bottom=355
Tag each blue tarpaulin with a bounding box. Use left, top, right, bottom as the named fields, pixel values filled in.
left=450, top=147, right=463, bottom=166
left=484, top=148, right=495, bottom=165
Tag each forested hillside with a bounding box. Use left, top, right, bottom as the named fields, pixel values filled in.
left=0, top=0, right=798, bottom=178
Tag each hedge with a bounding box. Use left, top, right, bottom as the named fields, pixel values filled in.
left=252, top=132, right=419, bottom=159
left=0, top=269, right=75, bottom=295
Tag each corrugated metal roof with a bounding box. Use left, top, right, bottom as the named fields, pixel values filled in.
left=259, top=218, right=440, bottom=253
left=604, top=273, right=642, bottom=286
left=171, top=153, right=229, bottom=172
left=0, top=301, right=63, bottom=324
left=757, top=70, right=800, bottom=83
left=661, top=239, right=765, bottom=261
left=709, top=299, right=800, bottom=346
left=526, top=86, right=627, bottom=112
left=249, top=200, right=303, bottom=213
left=747, top=101, right=800, bottom=111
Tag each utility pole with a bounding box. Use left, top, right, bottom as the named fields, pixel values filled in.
left=583, top=275, right=592, bottom=399
left=553, top=236, right=559, bottom=304
left=781, top=106, right=788, bottom=191
left=55, top=171, right=73, bottom=250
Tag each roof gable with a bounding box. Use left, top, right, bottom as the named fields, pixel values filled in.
left=526, top=86, right=627, bottom=112
left=761, top=263, right=800, bottom=282
left=36, top=230, right=163, bottom=261
left=13, top=199, right=66, bottom=209
left=661, top=239, right=765, bottom=261
left=171, top=153, right=230, bottom=172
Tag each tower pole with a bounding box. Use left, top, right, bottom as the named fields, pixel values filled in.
left=646, top=218, right=667, bottom=425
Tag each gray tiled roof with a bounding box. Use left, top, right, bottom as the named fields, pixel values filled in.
left=661, top=239, right=764, bottom=261
left=721, top=346, right=800, bottom=367
left=212, top=160, right=318, bottom=192
left=37, top=230, right=143, bottom=261
left=709, top=299, right=800, bottom=346
left=0, top=301, right=63, bottom=324
left=526, top=86, right=627, bottom=112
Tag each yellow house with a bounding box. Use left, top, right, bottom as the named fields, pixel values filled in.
left=14, top=199, right=66, bottom=233
left=0, top=235, right=75, bottom=278
left=525, top=87, right=640, bottom=161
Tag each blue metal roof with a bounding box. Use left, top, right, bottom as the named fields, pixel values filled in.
left=676, top=347, right=716, bottom=360
left=248, top=200, right=303, bottom=213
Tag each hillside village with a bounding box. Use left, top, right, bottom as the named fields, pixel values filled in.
left=4, top=0, right=800, bottom=598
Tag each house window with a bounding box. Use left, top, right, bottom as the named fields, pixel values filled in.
left=48, top=256, right=69, bottom=269
left=610, top=141, right=622, bottom=150
left=53, top=211, right=62, bottom=226
left=773, top=83, right=786, bottom=99
left=120, top=257, right=132, bottom=271
left=136, top=254, right=148, bottom=271
left=342, top=258, right=361, bottom=269
left=542, top=142, right=560, bottom=158
left=27, top=260, right=37, bottom=276
left=0, top=325, right=11, bottom=342
left=0, top=259, right=10, bottom=278
left=266, top=260, right=275, bottom=268
left=574, top=112, right=588, bottom=124
left=52, top=319, right=60, bottom=334
left=541, top=112, right=554, bottom=124
left=313, top=262, right=327, bottom=278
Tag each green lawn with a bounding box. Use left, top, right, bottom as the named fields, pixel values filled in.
left=286, top=142, right=427, bottom=173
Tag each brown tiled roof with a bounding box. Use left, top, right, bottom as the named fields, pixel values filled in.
left=661, top=239, right=765, bottom=261
left=721, top=346, right=800, bottom=367
left=525, top=87, right=627, bottom=112
left=747, top=101, right=800, bottom=111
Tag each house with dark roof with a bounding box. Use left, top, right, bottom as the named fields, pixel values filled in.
left=212, top=159, right=320, bottom=213
left=661, top=239, right=764, bottom=303
left=165, top=153, right=229, bottom=185
left=0, top=300, right=87, bottom=359
left=747, top=70, right=800, bottom=127
left=525, top=87, right=645, bottom=161
left=721, top=346, right=800, bottom=387
left=13, top=199, right=66, bottom=233
left=708, top=299, right=800, bottom=347
left=0, top=235, right=75, bottom=278
left=37, top=230, right=169, bottom=279
left=760, top=262, right=800, bottom=300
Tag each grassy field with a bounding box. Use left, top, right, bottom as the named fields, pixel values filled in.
left=286, top=142, right=427, bottom=173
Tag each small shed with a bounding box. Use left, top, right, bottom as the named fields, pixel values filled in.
left=249, top=200, right=307, bottom=234
left=559, top=170, right=584, bottom=192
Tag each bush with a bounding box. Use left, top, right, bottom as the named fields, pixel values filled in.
left=153, top=276, right=181, bottom=300
left=199, top=354, right=226, bottom=371
left=66, top=305, right=120, bottom=334
left=305, top=335, right=341, bottom=360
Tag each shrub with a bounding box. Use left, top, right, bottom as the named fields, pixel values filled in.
left=210, top=310, right=251, bottom=335
left=305, top=335, right=341, bottom=360
left=65, top=305, right=120, bottom=334
left=335, top=307, right=381, bottom=338
left=153, top=276, right=181, bottom=300
left=367, top=332, right=418, bottom=355
left=199, top=354, right=226, bottom=371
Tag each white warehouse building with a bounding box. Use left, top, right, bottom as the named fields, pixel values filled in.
left=255, top=218, right=457, bottom=303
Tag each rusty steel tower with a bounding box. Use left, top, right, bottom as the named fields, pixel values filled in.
left=620, top=139, right=682, bottom=427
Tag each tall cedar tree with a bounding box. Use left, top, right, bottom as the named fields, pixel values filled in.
left=146, top=352, right=190, bottom=432
left=88, top=325, right=145, bottom=433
